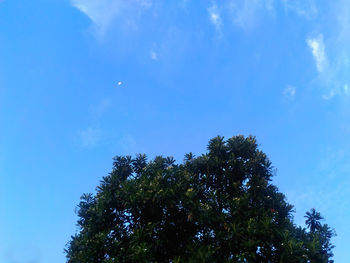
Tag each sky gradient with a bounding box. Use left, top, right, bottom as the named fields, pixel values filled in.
left=1, top=0, right=350, bottom=262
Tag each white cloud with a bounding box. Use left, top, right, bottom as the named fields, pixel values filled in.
left=326, top=1, right=350, bottom=98
left=179, top=0, right=190, bottom=8
left=305, top=1, right=350, bottom=100
left=209, top=0, right=319, bottom=32
left=282, top=0, right=318, bottom=19
left=322, top=89, right=336, bottom=100
left=225, top=0, right=318, bottom=30
left=91, top=98, right=112, bottom=118
left=208, top=2, right=222, bottom=31
left=307, top=34, right=328, bottom=73
left=79, top=127, right=101, bottom=147
left=265, top=0, right=275, bottom=12
left=321, top=84, right=350, bottom=100
left=224, top=0, right=317, bottom=31
left=71, top=0, right=152, bottom=35
left=302, top=1, right=350, bottom=101
left=283, top=85, right=296, bottom=100
left=288, top=145, right=350, bottom=228
left=150, top=50, right=158, bottom=61
left=228, top=0, right=263, bottom=30
left=72, top=0, right=122, bottom=33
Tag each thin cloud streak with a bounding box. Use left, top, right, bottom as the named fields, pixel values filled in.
left=79, top=127, right=101, bottom=148
left=208, top=2, right=222, bottom=31
left=283, top=85, right=296, bottom=100
left=307, top=34, right=328, bottom=73
left=71, top=0, right=152, bottom=35
left=227, top=0, right=263, bottom=30
left=72, top=0, right=122, bottom=34
left=150, top=50, right=158, bottom=61
left=282, top=0, right=318, bottom=19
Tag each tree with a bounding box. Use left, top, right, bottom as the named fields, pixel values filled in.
left=65, top=135, right=335, bottom=262
left=304, top=209, right=335, bottom=262
left=305, top=208, right=324, bottom=233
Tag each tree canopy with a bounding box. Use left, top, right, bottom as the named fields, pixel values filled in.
left=65, top=135, right=335, bottom=262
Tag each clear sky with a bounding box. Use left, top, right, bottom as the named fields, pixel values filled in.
left=0, top=0, right=350, bottom=262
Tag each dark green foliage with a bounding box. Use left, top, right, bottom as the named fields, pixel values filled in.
left=305, top=208, right=324, bottom=233
left=65, top=135, right=335, bottom=262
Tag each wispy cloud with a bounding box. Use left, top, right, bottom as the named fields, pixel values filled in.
left=282, top=0, right=318, bottom=19
left=283, top=85, right=296, bottom=100
left=222, top=0, right=318, bottom=31
left=224, top=0, right=282, bottom=31
left=150, top=49, right=158, bottom=61
left=208, top=2, right=222, bottom=31
left=288, top=182, right=350, bottom=226
left=288, top=145, right=350, bottom=227
left=227, top=0, right=263, bottom=30
left=79, top=127, right=101, bottom=147
left=322, top=89, right=336, bottom=101
left=304, top=0, right=350, bottom=100
left=300, top=1, right=350, bottom=101
left=321, top=84, right=350, bottom=101
left=320, top=0, right=350, bottom=100
left=71, top=0, right=152, bottom=35
left=206, top=0, right=318, bottom=32
left=72, top=0, right=122, bottom=34
left=307, top=34, right=328, bottom=73
left=90, top=98, right=112, bottom=118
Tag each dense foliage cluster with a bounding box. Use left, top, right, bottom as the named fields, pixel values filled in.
left=66, top=135, right=335, bottom=262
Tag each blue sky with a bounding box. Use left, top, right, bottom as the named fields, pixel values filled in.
left=1, top=0, right=350, bottom=262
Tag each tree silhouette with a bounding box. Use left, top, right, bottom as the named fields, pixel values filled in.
left=305, top=208, right=324, bottom=233
left=65, top=135, right=335, bottom=263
